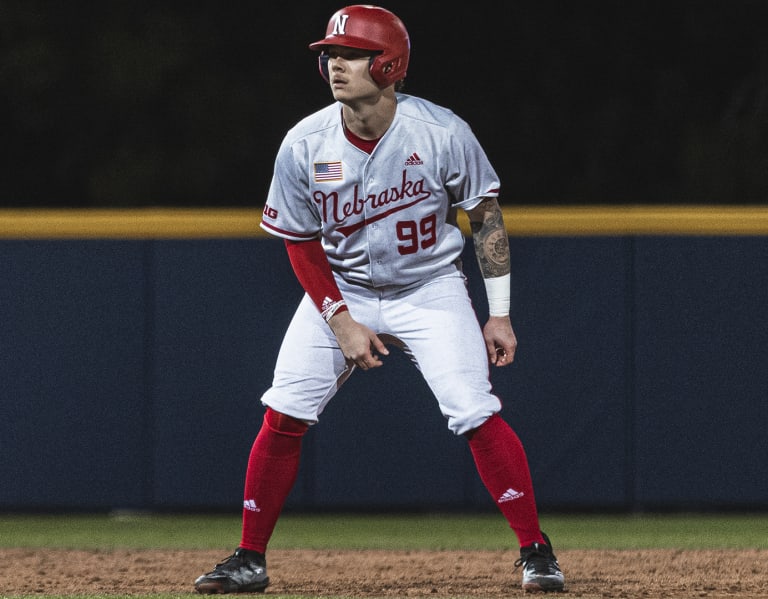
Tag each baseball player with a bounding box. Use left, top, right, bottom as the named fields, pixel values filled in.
left=195, top=4, right=565, bottom=594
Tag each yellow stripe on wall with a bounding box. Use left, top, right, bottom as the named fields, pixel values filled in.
left=0, top=209, right=263, bottom=239
left=1, top=206, right=768, bottom=239
left=490, top=205, right=768, bottom=236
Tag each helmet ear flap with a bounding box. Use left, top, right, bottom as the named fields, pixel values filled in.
left=318, top=53, right=330, bottom=83
left=368, top=53, right=390, bottom=88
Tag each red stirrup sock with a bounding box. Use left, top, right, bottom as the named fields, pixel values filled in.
left=467, top=414, right=545, bottom=548
left=239, top=408, right=308, bottom=553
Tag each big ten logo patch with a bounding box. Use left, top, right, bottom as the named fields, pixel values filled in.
left=263, top=204, right=278, bottom=219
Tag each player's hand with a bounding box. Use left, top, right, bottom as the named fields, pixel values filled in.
left=483, top=315, right=517, bottom=367
left=327, top=311, right=389, bottom=370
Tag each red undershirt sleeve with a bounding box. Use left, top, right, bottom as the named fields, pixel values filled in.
left=284, top=238, right=348, bottom=322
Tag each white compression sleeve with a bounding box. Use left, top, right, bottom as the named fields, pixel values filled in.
left=484, top=273, right=511, bottom=317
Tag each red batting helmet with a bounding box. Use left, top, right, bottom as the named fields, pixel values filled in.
left=308, top=5, right=410, bottom=89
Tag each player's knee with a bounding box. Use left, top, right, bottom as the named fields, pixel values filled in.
left=265, top=407, right=309, bottom=436
left=463, top=413, right=501, bottom=439
left=445, top=401, right=500, bottom=436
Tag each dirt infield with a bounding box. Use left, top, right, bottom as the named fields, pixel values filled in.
left=2, top=548, right=767, bottom=598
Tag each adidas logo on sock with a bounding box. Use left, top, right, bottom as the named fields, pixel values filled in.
left=497, top=487, right=524, bottom=503
left=404, top=152, right=423, bottom=166
left=243, top=499, right=261, bottom=512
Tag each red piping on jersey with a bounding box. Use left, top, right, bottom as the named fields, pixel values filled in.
left=260, top=220, right=318, bottom=240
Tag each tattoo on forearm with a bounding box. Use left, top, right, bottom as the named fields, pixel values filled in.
left=470, top=200, right=510, bottom=278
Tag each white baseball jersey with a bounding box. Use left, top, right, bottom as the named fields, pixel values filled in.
left=260, top=93, right=500, bottom=288
left=259, top=93, right=504, bottom=434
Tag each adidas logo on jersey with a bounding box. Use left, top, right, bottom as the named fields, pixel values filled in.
left=243, top=499, right=261, bottom=512
left=404, top=152, right=423, bottom=166
left=497, top=487, right=524, bottom=503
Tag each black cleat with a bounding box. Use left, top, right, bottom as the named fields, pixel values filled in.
left=194, top=548, right=270, bottom=594
left=514, top=532, right=565, bottom=592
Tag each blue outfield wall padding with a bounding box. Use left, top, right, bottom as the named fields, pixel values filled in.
left=0, top=240, right=148, bottom=509
left=2, top=235, right=767, bottom=512
left=302, top=347, right=478, bottom=510
left=493, top=237, right=633, bottom=510
left=632, top=236, right=768, bottom=509
left=150, top=239, right=301, bottom=509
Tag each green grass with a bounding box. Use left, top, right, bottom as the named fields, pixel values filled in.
left=1, top=511, right=766, bottom=551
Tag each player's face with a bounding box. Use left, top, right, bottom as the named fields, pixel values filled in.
left=324, top=46, right=380, bottom=102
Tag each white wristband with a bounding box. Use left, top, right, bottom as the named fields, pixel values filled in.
left=320, top=298, right=347, bottom=322
left=484, top=273, right=511, bottom=317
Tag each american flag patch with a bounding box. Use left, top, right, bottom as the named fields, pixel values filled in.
left=313, top=161, right=343, bottom=182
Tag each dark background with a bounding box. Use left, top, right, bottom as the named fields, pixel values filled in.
left=3, top=1, right=768, bottom=208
